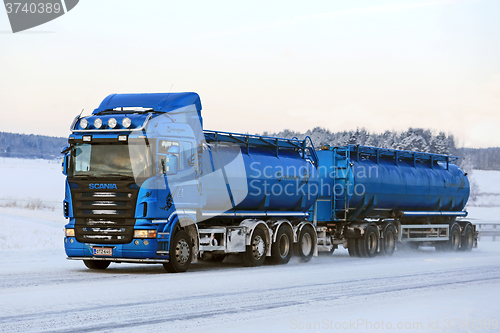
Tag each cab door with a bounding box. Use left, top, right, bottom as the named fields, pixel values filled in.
left=156, top=138, right=200, bottom=215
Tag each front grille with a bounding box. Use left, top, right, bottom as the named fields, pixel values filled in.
left=75, top=218, right=135, bottom=244
left=70, top=180, right=139, bottom=244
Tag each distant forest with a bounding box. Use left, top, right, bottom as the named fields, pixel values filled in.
left=262, top=127, right=500, bottom=171
left=1, top=129, right=499, bottom=171
left=0, top=132, right=67, bottom=160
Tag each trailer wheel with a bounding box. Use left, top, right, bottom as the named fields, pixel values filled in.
left=347, top=238, right=359, bottom=257
left=295, top=224, right=315, bottom=262
left=270, top=226, right=293, bottom=264
left=436, top=223, right=461, bottom=252
left=83, top=260, right=110, bottom=270
left=381, top=223, right=396, bottom=256
left=241, top=228, right=268, bottom=267
left=163, top=230, right=193, bottom=273
left=357, top=225, right=379, bottom=258
left=459, top=224, right=474, bottom=252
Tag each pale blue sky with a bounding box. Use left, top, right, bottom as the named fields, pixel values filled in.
left=1, top=0, right=499, bottom=147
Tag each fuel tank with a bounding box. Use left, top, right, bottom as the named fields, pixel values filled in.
left=201, top=143, right=319, bottom=213
left=314, top=145, right=470, bottom=221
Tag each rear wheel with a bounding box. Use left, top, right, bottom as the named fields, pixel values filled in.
left=163, top=230, right=193, bottom=273
left=241, top=228, right=268, bottom=267
left=435, top=223, right=461, bottom=252
left=347, top=238, right=359, bottom=257
left=357, top=225, right=379, bottom=258
left=83, top=260, right=110, bottom=270
left=381, top=223, right=396, bottom=256
left=270, top=226, right=293, bottom=264
left=459, top=224, right=474, bottom=252
left=295, top=225, right=315, bottom=262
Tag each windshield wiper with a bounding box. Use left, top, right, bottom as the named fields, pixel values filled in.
left=70, top=175, right=98, bottom=179
left=99, top=173, right=135, bottom=180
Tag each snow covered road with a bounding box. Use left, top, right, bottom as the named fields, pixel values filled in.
left=1, top=238, right=500, bottom=332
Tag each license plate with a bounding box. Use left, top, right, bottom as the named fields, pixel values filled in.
left=93, top=247, right=113, bottom=256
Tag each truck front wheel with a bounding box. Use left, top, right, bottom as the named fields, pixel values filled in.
left=163, top=230, right=193, bottom=273
left=83, top=260, right=110, bottom=270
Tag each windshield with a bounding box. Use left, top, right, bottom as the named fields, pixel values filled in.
left=69, top=143, right=154, bottom=179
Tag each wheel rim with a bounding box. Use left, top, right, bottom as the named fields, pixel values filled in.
left=252, top=235, right=265, bottom=260
left=301, top=233, right=312, bottom=256
left=466, top=230, right=473, bottom=247
left=279, top=234, right=290, bottom=258
left=175, top=239, right=190, bottom=265
left=367, top=232, right=377, bottom=254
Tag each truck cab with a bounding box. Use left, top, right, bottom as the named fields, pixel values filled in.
left=62, top=92, right=319, bottom=272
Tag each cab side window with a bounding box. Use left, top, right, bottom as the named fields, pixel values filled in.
left=157, top=140, right=194, bottom=173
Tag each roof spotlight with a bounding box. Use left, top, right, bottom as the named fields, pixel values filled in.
left=122, top=117, right=132, bottom=128
left=94, top=118, right=102, bottom=129
left=80, top=118, right=88, bottom=129
left=108, top=118, right=117, bottom=129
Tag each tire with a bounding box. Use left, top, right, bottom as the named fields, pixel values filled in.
left=83, top=260, right=110, bottom=270
left=459, top=224, right=473, bottom=252
left=381, top=223, right=396, bottom=256
left=347, top=238, right=359, bottom=257
left=241, top=228, right=268, bottom=267
left=270, top=226, right=293, bottom=264
left=163, top=230, right=193, bottom=273
left=295, top=224, right=315, bottom=262
left=436, top=223, right=461, bottom=252
left=357, top=224, right=379, bottom=258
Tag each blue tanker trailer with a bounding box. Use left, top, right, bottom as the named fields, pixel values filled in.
left=61, top=92, right=476, bottom=272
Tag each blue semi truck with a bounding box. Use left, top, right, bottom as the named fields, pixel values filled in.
left=62, top=92, right=475, bottom=272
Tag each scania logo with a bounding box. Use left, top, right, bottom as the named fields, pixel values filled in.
left=89, top=183, right=118, bottom=190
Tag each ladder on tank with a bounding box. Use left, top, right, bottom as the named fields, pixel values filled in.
left=331, top=147, right=350, bottom=222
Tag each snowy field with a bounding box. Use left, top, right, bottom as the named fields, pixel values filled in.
left=0, top=157, right=500, bottom=333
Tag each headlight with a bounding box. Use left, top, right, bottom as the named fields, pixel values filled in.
left=65, top=228, right=75, bottom=237
left=122, top=117, right=132, bottom=128
left=108, top=118, right=117, bottom=129
left=80, top=118, right=88, bottom=129
left=94, top=118, right=102, bottom=129
left=134, top=229, right=156, bottom=239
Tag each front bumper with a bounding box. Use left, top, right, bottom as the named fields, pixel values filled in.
left=64, top=236, right=166, bottom=259
left=67, top=256, right=168, bottom=263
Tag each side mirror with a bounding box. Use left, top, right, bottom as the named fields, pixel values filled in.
left=62, top=154, right=69, bottom=175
